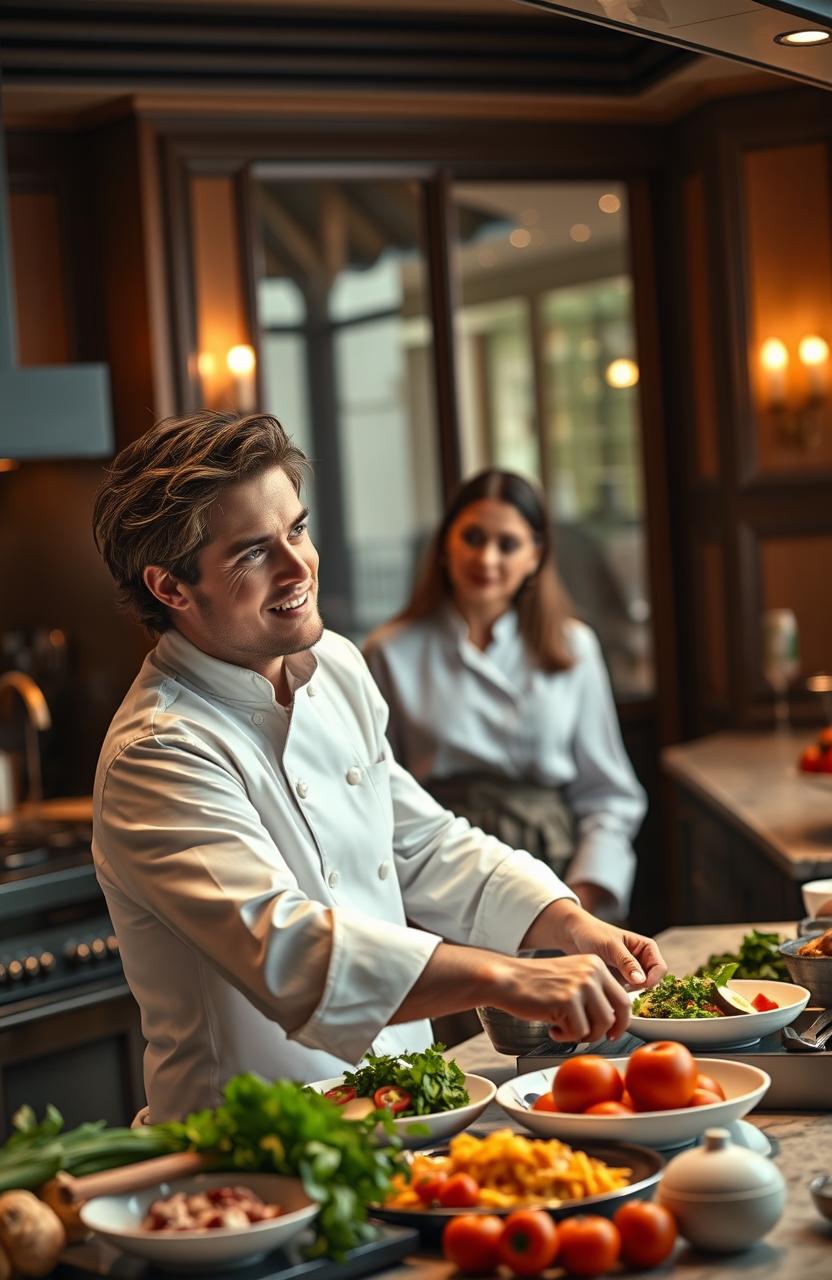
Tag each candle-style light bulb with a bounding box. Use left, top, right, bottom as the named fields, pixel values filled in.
left=798, top=334, right=829, bottom=400
left=227, top=344, right=257, bottom=412
left=760, top=338, right=789, bottom=406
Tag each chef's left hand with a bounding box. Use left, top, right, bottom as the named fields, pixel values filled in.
left=522, top=899, right=666, bottom=990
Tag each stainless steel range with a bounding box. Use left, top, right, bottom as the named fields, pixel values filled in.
left=0, top=819, right=145, bottom=1133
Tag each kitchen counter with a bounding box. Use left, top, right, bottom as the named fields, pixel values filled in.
left=378, top=920, right=832, bottom=1280
left=663, top=731, right=832, bottom=880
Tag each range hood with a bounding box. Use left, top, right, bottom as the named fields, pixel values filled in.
left=0, top=104, right=112, bottom=460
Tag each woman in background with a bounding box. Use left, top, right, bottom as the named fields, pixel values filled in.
left=364, top=469, right=645, bottom=925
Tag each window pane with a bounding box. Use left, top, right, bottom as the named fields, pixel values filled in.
left=253, top=178, right=442, bottom=640
left=453, top=181, right=652, bottom=698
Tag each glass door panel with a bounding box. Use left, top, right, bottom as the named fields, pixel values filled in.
left=252, top=177, right=442, bottom=640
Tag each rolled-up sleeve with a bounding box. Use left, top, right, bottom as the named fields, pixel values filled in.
left=563, top=631, right=646, bottom=916
left=98, top=734, right=441, bottom=1062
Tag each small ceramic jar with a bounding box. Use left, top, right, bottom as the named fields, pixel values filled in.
left=657, top=1127, right=785, bottom=1253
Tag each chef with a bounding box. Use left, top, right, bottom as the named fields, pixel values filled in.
left=91, top=411, right=666, bottom=1122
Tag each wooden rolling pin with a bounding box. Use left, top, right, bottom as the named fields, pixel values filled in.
left=60, top=1151, right=215, bottom=1203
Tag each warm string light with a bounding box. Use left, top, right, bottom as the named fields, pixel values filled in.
left=604, top=358, right=639, bottom=389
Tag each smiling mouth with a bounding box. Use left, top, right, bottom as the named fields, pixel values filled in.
left=269, top=590, right=310, bottom=615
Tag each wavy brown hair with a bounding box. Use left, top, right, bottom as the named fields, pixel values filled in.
left=395, top=469, right=574, bottom=672
left=93, top=411, right=308, bottom=634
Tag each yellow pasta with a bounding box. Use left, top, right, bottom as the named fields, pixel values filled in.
left=384, top=1129, right=631, bottom=1210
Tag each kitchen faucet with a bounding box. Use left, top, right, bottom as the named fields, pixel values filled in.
left=0, top=670, right=52, bottom=807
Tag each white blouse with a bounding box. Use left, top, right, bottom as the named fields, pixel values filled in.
left=92, top=627, right=574, bottom=1121
left=364, top=608, right=646, bottom=916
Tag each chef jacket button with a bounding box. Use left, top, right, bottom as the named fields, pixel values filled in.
left=296, top=781, right=309, bottom=799
left=328, top=870, right=340, bottom=888
left=378, top=861, right=391, bottom=881
left=307, top=684, right=317, bottom=697
left=346, top=766, right=362, bottom=786
left=252, top=712, right=264, bottom=725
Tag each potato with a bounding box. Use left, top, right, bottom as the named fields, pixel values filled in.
left=39, top=1173, right=91, bottom=1244
left=0, top=1189, right=66, bottom=1276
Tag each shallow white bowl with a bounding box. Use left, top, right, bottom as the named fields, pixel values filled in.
left=308, top=1073, right=496, bottom=1148
left=496, top=1058, right=770, bottom=1151
left=629, top=979, right=809, bottom=1048
left=80, top=1173, right=318, bottom=1272
left=801, top=877, right=832, bottom=918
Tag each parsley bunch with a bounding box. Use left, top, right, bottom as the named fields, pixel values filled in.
left=695, top=929, right=787, bottom=981
left=341, top=1043, right=469, bottom=1117
left=161, top=1074, right=406, bottom=1258
left=633, top=964, right=738, bottom=1019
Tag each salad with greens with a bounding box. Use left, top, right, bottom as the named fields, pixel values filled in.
left=694, top=929, right=787, bottom=981
left=633, top=963, right=740, bottom=1019
left=332, top=1043, right=470, bottom=1118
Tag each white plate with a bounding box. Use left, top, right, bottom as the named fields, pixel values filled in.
left=80, top=1173, right=318, bottom=1272
left=308, top=1072, right=496, bottom=1148
left=629, top=979, right=809, bottom=1048
left=496, top=1058, right=770, bottom=1151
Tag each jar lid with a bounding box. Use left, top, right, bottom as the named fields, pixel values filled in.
left=662, top=1129, right=785, bottom=1197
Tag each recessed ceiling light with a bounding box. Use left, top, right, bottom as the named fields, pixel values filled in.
left=774, top=30, right=831, bottom=47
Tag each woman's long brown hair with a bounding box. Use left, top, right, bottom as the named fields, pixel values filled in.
left=395, top=469, right=574, bottom=672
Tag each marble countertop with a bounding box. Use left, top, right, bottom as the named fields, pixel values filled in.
left=663, top=731, right=832, bottom=877
left=380, top=921, right=832, bottom=1279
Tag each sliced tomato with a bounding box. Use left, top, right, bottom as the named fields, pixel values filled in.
left=324, top=1084, right=356, bottom=1105
left=373, top=1085, right=412, bottom=1114
left=752, top=992, right=779, bottom=1012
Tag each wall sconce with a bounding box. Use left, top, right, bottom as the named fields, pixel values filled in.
left=195, top=344, right=258, bottom=412
left=760, top=334, right=829, bottom=448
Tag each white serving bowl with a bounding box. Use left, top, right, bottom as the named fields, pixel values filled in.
left=496, top=1058, right=771, bottom=1151
left=629, top=980, right=809, bottom=1048
left=801, top=877, right=832, bottom=918
left=79, top=1173, right=318, bottom=1272
left=308, top=1073, right=496, bottom=1148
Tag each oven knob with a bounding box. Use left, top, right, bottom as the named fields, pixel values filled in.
left=7, top=960, right=23, bottom=982
left=24, top=955, right=40, bottom=978
left=64, top=942, right=91, bottom=965
left=0, top=964, right=6, bottom=985
left=91, top=938, right=107, bottom=961
left=40, top=951, right=55, bottom=972
left=106, top=935, right=119, bottom=957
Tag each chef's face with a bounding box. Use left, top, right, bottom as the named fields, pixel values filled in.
left=444, top=498, right=540, bottom=618
left=162, top=465, right=322, bottom=676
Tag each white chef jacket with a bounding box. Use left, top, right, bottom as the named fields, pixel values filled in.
left=92, top=627, right=575, bottom=1121
left=364, top=608, right=646, bottom=917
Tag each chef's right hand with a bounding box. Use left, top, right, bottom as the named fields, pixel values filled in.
left=490, top=953, right=632, bottom=1044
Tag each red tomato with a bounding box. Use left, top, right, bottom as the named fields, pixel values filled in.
left=584, top=1100, right=634, bottom=1116
left=552, top=1057, right=623, bottom=1114
left=752, top=993, right=779, bottom=1012
left=694, top=1073, right=726, bottom=1101
left=613, top=1201, right=677, bottom=1269
left=442, top=1215, right=504, bottom=1274
left=556, top=1215, right=620, bottom=1277
left=324, top=1085, right=356, bottom=1105
left=438, top=1173, right=480, bottom=1209
left=620, top=1090, right=636, bottom=1109
left=499, top=1209, right=559, bottom=1276
left=625, top=1042, right=697, bottom=1111
left=372, top=1086, right=411, bottom=1114
left=688, top=1087, right=723, bottom=1107
left=414, top=1173, right=448, bottom=1207
left=819, top=728, right=832, bottom=751
left=531, top=1091, right=557, bottom=1112
left=800, top=745, right=822, bottom=773
left=820, top=750, right=832, bottom=775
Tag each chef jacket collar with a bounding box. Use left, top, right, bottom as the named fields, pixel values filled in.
left=443, top=602, right=519, bottom=648
left=154, top=627, right=318, bottom=708
left=442, top=603, right=521, bottom=700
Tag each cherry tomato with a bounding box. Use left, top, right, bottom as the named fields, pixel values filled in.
left=694, top=1073, right=725, bottom=1101
left=372, top=1086, right=412, bottom=1114
left=584, top=1100, right=634, bottom=1116
left=499, top=1209, right=559, bottom=1276
left=414, top=1172, right=448, bottom=1207
left=552, top=1057, right=623, bottom=1114
left=324, top=1085, right=356, bottom=1105
left=752, top=993, right=779, bottom=1012
left=437, top=1173, right=480, bottom=1209
left=613, top=1201, right=677, bottom=1269
left=625, top=1041, right=697, bottom=1111
left=442, top=1214, right=504, bottom=1274
left=531, top=1091, right=557, bottom=1112
left=688, top=1087, right=724, bottom=1107
left=556, top=1215, right=620, bottom=1277
left=800, top=745, right=822, bottom=772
